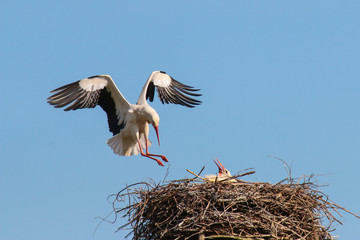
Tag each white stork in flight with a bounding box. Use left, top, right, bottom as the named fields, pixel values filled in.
left=47, top=71, right=201, bottom=166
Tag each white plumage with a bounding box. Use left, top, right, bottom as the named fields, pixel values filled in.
left=47, top=71, right=201, bottom=166
left=205, top=158, right=235, bottom=182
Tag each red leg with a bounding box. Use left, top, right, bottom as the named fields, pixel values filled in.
left=138, top=140, right=164, bottom=166
left=146, top=152, right=168, bottom=162
left=144, top=137, right=168, bottom=162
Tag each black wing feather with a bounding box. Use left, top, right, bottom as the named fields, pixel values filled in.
left=146, top=81, right=155, bottom=102
left=146, top=77, right=202, bottom=108
left=47, top=78, right=125, bottom=135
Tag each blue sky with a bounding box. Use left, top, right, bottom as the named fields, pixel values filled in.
left=1, top=1, right=360, bottom=239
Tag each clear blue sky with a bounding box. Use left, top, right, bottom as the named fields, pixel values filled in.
left=1, top=1, right=360, bottom=239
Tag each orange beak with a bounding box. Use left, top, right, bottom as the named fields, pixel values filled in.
left=213, top=157, right=225, bottom=174
left=153, top=125, right=160, bottom=146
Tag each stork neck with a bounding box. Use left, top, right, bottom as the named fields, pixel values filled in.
left=137, top=72, right=156, bottom=105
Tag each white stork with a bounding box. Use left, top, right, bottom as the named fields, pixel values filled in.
left=47, top=71, right=201, bottom=166
left=205, top=157, right=234, bottom=182
left=213, top=157, right=232, bottom=179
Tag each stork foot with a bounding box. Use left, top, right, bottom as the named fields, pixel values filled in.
left=140, top=152, right=166, bottom=166
left=155, top=159, right=165, bottom=166
left=147, top=153, right=168, bottom=163
left=161, top=155, right=168, bottom=162
left=142, top=154, right=165, bottom=166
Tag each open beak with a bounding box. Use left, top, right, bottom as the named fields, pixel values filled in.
left=153, top=125, right=160, bottom=146
left=213, top=157, right=225, bottom=174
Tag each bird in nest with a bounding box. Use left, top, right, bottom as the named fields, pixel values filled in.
left=204, top=157, right=237, bottom=183
left=187, top=158, right=237, bottom=183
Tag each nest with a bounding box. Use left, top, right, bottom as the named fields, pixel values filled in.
left=109, top=169, right=358, bottom=240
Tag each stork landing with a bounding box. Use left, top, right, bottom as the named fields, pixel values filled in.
left=47, top=71, right=201, bottom=166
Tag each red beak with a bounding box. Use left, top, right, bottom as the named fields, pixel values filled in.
left=153, top=125, right=160, bottom=146
left=215, top=157, right=226, bottom=170
left=213, top=157, right=225, bottom=174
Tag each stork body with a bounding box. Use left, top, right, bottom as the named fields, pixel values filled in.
left=47, top=71, right=201, bottom=166
left=107, top=104, right=157, bottom=155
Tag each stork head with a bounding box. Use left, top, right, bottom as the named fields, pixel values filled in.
left=213, top=157, right=231, bottom=177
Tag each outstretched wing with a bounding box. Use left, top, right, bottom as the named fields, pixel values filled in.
left=137, top=71, right=202, bottom=108
left=47, top=75, right=130, bottom=135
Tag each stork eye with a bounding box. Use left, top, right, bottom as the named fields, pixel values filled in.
left=159, top=71, right=166, bottom=74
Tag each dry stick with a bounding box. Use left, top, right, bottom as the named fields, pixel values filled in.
left=206, top=236, right=267, bottom=240
left=325, top=200, right=360, bottom=219
left=269, top=155, right=293, bottom=183
left=187, top=168, right=206, bottom=180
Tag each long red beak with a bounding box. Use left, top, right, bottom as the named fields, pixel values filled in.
left=213, top=157, right=225, bottom=174
left=153, top=125, right=160, bottom=146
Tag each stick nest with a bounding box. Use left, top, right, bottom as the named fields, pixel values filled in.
left=109, top=170, right=357, bottom=240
